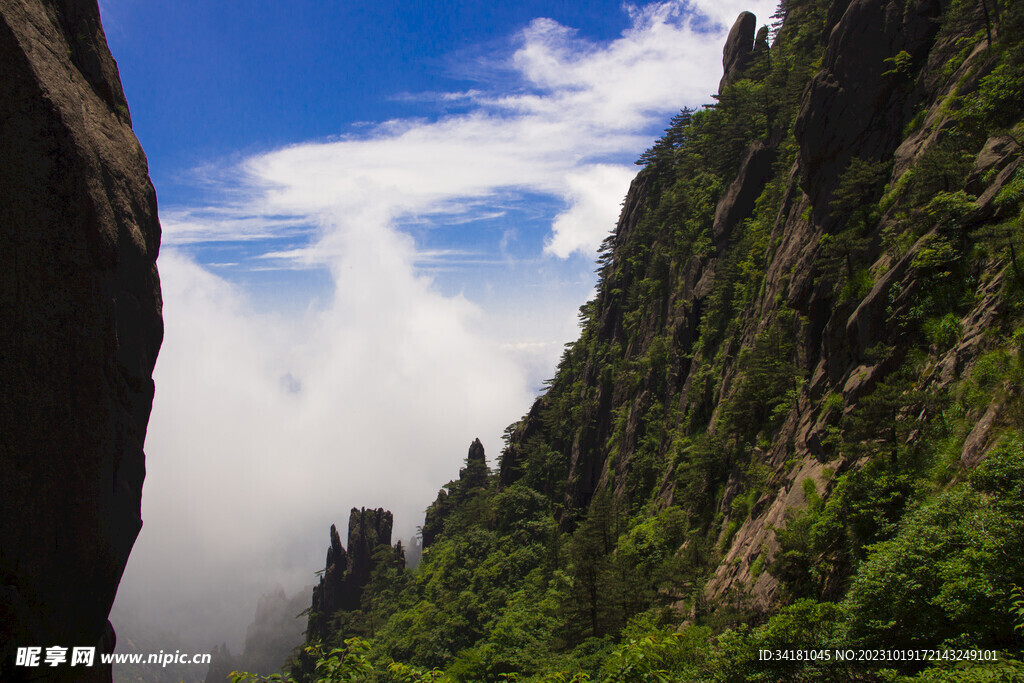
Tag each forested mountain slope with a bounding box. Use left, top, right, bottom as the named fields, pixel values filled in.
left=243, top=0, right=1024, bottom=680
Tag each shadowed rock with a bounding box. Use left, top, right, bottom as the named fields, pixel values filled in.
left=713, top=142, right=776, bottom=252
left=719, top=12, right=757, bottom=93
left=306, top=508, right=404, bottom=644
left=423, top=439, right=490, bottom=548
left=794, top=0, right=943, bottom=221
left=0, top=1, right=162, bottom=679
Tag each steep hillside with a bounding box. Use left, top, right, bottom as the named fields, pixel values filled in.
left=200, top=588, right=309, bottom=683
left=0, top=0, right=163, bottom=680
left=245, top=0, right=1024, bottom=680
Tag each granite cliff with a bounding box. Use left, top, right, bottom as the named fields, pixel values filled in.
left=270, top=0, right=1024, bottom=678
left=496, top=0, right=1023, bottom=622
left=0, top=0, right=162, bottom=679
left=293, top=0, right=1024, bottom=678
left=306, top=508, right=405, bottom=646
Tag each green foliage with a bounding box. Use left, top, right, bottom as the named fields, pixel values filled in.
left=232, top=639, right=375, bottom=683
left=959, top=349, right=1017, bottom=410
left=706, top=79, right=771, bottom=178
left=995, top=166, right=1024, bottom=211
left=900, top=657, right=1024, bottom=681
left=721, top=309, right=802, bottom=445
left=564, top=488, right=625, bottom=640
left=911, top=234, right=959, bottom=272
left=386, top=661, right=449, bottom=682
left=883, top=50, right=915, bottom=79
left=635, top=109, right=694, bottom=168
left=600, top=624, right=711, bottom=682
left=843, top=437, right=1024, bottom=651
left=1011, top=585, right=1024, bottom=633
left=830, top=157, right=892, bottom=224
left=289, top=4, right=1024, bottom=681
left=840, top=267, right=874, bottom=303
left=923, top=313, right=963, bottom=350
left=956, top=61, right=1024, bottom=134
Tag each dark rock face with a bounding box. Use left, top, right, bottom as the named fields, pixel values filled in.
left=498, top=401, right=544, bottom=488
left=554, top=139, right=778, bottom=516
left=306, top=509, right=403, bottom=644
left=0, top=0, right=162, bottom=680
left=459, top=438, right=489, bottom=491
left=794, top=0, right=943, bottom=219
left=423, top=439, right=490, bottom=548
left=203, top=645, right=238, bottom=683
left=421, top=490, right=449, bottom=550
left=712, top=142, right=776, bottom=252
left=719, top=11, right=758, bottom=93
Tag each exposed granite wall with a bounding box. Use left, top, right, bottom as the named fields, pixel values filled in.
left=0, top=1, right=163, bottom=679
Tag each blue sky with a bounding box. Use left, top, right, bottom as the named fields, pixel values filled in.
left=102, top=0, right=647, bottom=314
left=104, top=1, right=650, bottom=181
left=100, top=0, right=757, bottom=308
left=102, top=0, right=776, bottom=652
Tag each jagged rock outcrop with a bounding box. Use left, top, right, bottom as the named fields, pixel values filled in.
left=459, top=438, right=488, bottom=491
left=306, top=509, right=403, bottom=644
left=0, top=0, right=162, bottom=679
left=423, top=439, right=490, bottom=547
left=489, top=0, right=1018, bottom=624
left=719, top=11, right=758, bottom=93
left=712, top=142, right=776, bottom=251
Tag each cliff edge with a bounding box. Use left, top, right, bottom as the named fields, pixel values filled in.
left=0, top=0, right=163, bottom=679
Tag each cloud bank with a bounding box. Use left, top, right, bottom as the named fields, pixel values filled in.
left=114, top=0, right=776, bottom=653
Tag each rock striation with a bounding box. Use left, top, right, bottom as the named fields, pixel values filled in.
left=794, top=0, right=943, bottom=221
left=0, top=0, right=162, bottom=679
left=493, top=3, right=1016, bottom=619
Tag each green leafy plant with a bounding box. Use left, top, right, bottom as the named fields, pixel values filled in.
left=230, top=639, right=374, bottom=683
left=1011, top=585, right=1024, bottom=634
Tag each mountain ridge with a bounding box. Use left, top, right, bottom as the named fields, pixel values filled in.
left=260, top=0, right=1024, bottom=679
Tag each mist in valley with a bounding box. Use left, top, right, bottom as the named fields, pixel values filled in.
left=106, top=1, right=775, bottom=678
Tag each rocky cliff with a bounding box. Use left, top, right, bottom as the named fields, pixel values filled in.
left=0, top=0, right=162, bottom=679
left=489, top=0, right=1023, bottom=649
left=421, top=438, right=489, bottom=548
left=291, top=0, right=1024, bottom=677
left=306, top=508, right=405, bottom=645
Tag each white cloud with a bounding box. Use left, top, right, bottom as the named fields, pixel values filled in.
left=165, top=0, right=777, bottom=260
left=545, top=164, right=636, bottom=258
left=119, top=237, right=536, bottom=649
left=114, top=0, right=778, bottom=652
left=159, top=207, right=313, bottom=246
